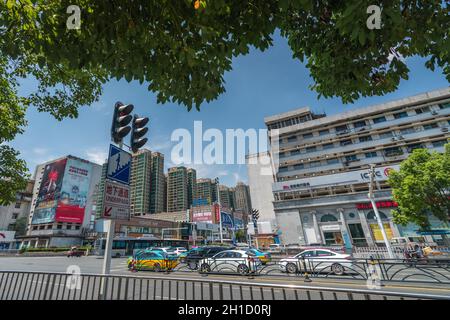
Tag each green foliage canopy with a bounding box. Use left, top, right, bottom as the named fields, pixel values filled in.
left=388, top=144, right=450, bottom=229
left=0, top=0, right=449, bottom=203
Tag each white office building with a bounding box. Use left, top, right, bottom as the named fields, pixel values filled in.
left=265, top=88, right=450, bottom=248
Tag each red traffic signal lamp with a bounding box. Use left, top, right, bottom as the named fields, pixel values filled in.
left=111, top=102, right=134, bottom=144
left=130, top=114, right=149, bottom=153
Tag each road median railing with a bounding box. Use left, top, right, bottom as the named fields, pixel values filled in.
left=163, top=256, right=450, bottom=285
left=1, top=271, right=449, bottom=300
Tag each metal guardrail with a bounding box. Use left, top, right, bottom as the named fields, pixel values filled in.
left=157, top=257, right=450, bottom=285
left=1, top=271, right=449, bottom=300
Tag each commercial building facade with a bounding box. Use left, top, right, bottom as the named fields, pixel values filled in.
left=130, top=149, right=152, bottom=216
left=22, top=155, right=102, bottom=248
left=150, top=152, right=166, bottom=214
left=167, top=166, right=189, bottom=212
left=266, top=88, right=450, bottom=247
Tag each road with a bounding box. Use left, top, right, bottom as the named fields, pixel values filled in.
left=0, top=255, right=449, bottom=298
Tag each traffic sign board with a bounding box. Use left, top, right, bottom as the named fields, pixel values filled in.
left=102, top=180, right=130, bottom=220
left=107, top=144, right=131, bottom=185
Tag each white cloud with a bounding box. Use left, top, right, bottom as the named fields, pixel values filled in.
left=85, top=148, right=108, bottom=165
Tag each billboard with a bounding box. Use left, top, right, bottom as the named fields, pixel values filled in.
left=191, top=210, right=213, bottom=224
left=55, top=158, right=92, bottom=224
left=32, top=159, right=67, bottom=224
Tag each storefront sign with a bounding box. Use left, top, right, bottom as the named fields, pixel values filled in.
left=356, top=201, right=398, bottom=210
left=273, top=164, right=400, bottom=192
left=321, top=225, right=341, bottom=231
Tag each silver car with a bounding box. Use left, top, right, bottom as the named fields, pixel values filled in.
left=199, top=249, right=262, bottom=275
left=279, top=249, right=353, bottom=275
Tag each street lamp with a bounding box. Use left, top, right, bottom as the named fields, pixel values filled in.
left=214, top=177, right=223, bottom=243
left=368, top=164, right=394, bottom=259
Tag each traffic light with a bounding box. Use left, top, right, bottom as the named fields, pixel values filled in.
left=111, top=102, right=134, bottom=144
left=130, top=114, right=149, bottom=153
left=251, top=209, right=260, bottom=222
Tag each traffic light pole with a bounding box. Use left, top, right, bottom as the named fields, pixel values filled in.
left=368, top=164, right=394, bottom=259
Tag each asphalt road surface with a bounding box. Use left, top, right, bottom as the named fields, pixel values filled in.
left=1, top=255, right=449, bottom=299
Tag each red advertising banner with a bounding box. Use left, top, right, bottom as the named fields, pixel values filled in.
left=356, top=201, right=398, bottom=210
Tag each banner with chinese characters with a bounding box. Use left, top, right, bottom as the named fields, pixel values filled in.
left=102, top=180, right=130, bottom=220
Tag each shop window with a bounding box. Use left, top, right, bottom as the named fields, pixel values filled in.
left=320, top=214, right=338, bottom=222
left=367, top=210, right=388, bottom=220
left=348, top=223, right=367, bottom=246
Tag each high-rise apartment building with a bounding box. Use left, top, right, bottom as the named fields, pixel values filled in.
left=150, top=152, right=165, bottom=214
left=94, top=163, right=108, bottom=218
left=0, top=180, right=34, bottom=234
left=167, top=166, right=189, bottom=212
left=266, top=88, right=450, bottom=246
left=218, top=185, right=233, bottom=210
left=187, top=168, right=197, bottom=208
left=130, top=149, right=152, bottom=216
left=234, top=182, right=252, bottom=215
left=195, top=178, right=218, bottom=205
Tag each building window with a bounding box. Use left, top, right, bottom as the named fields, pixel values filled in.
left=14, top=202, right=21, bottom=209
left=46, top=225, right=52, bottom=229
left=400, top=127, right=415, bottom=135
left=287, top=136, right=297, bottom=142
left=359, top=135, right=372, bottom=143
left=291, top=150, right=301, bottom=156
left=335, top=124, right=348, bottom=132
left=12, top=213, right=19, bottom=220
left=439, top=103, right=450, bottom=109
left=323, top=143, right=334, bottom=150
left=75, top=225, right=81, bottom=230
left=432, top=140, right=448, bottom=147
left=320, top=214, right=338, bottom=222
left=327, top=158, right=339, bottom=165
left=278, top=166, right=289, bottom=173
left=32, top=226, right=38, bottom=231
left=66, top=224, right=72, bottom=230
left=423, top=123, right=438, bottom=130
left=303, top=133, right=313, bottom=139
left=407, top=143, right=424, bottom=152
left=306, top=146, right=317, bottom=153
left=57, top=224, right=63, bottom=230
left=345, top=155, right=358, bottom=162
left=353, top=120, right=367, bottom=128
left=319, top=129, right=329, bottom=136
left=373, top=116, right=387, bottom=124
left=279, top=152, right=286, bottom=158
left=340, top=139, right=352, bottom=146
left=393, top=111, right=408, bottom=119
left=39, top=225, right=45, bottom=230
left=379, top=131, right=393, bottom=139
left=384, top=146, right=403, bottom=157
left=367, top=210, right=388, bottom=220
left=293, top=164, right=304, bottom=170
left=365, top=152, right=377, bottom=158
left=310, top=161, right=321, bottom=168
left=415, top=106, right=430, bottom=114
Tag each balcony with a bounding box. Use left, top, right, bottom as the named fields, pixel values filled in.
left=278, top=107, right=450, bottom=150
left=277, top=162, right=344, bottom=178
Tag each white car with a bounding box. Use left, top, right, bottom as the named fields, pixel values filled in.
left=199, top=249, right=262, bottom=275
left=279, top=249, right=353, bottom=275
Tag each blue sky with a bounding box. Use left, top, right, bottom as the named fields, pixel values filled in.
left=11, top=32, right=449, bottom=187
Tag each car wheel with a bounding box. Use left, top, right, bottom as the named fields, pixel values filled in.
left=200, top=264, right=211, bottom=273
left=237, top=264, right=250, bottom=275
left=331, top=263, right=344, bottom=275
left=154, top=263, right=161, bottom=272
left=286, top=263, right=298, bottom=274
left=188, top=261, right=198, bottom=270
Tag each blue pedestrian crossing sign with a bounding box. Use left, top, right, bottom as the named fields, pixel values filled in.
left=107, top=144, right=131, bottom=185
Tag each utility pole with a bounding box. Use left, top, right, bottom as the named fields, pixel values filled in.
left=215, top=177, right=223, bottom=243
left=368, top=164, right=394, bottom=259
